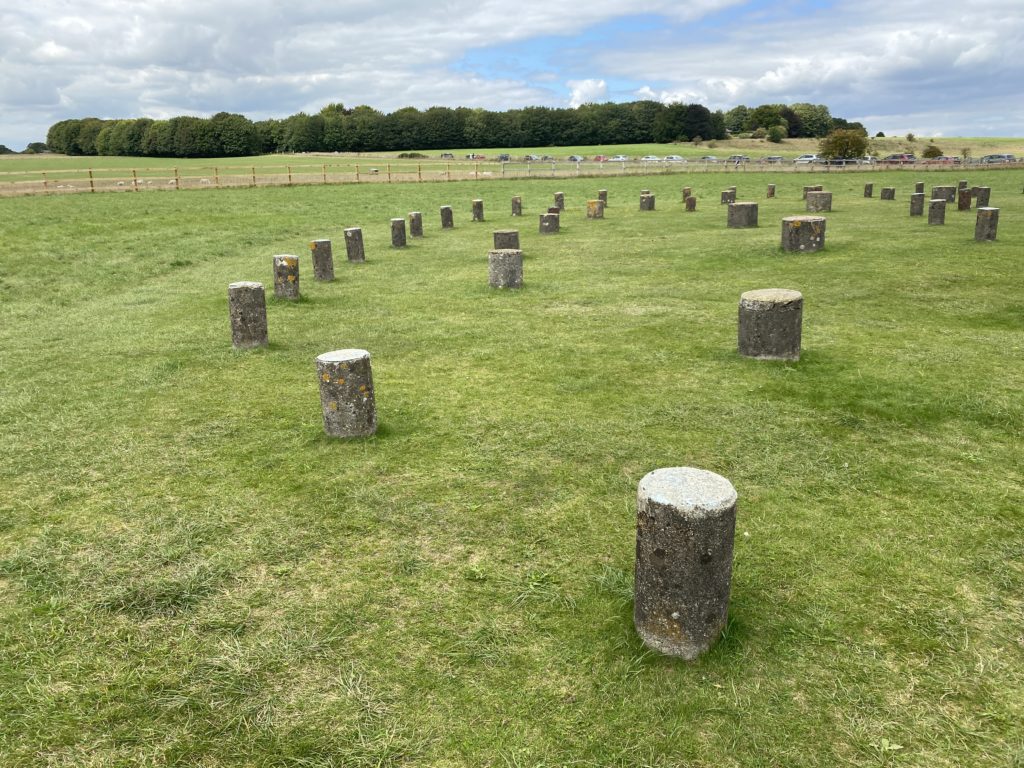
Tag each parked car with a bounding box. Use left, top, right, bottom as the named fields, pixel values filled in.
left=980, top=153, right=1015, bottom=163
left=497, top=153, right=511, bottom=162
left=699, top=155, right=719, bottom=163
left=664, top=155, right=685, bottom=162
left=726, top=155, right=751, bottom=164
left=860, top=156, right=878, bottom=164
left=794, top=154, right=822, bottom=164
left=593, top=155, right=609, bottom=162
left=610, top=154, right=629, bottom=162
left=524, top=154, right=542, bottom=161
left=880, top=153, right=916, bottom=164
left=921, top=155, right=960, bottom=165
left=440, top=152, right=455, bottom=160
left=825, top=157, right=859, bottom=166
left=641, top=155, right=661, bottom=162
left=567, top=155, right=585, bottom=162
left=464, top=153, right=486, bottom=160
left=761, top=156, right=784, bottom=164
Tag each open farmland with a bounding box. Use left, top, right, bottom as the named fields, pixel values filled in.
left=1, top=169, right=1022, bottom=766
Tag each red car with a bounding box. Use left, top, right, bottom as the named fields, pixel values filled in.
left=880, top=153, right=916, bottom=165
left=593, top=155, right=608, bottom=162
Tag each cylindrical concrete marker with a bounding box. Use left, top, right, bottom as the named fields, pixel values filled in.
left=228, top=281, right=268, bottom=349
left=408, top=211, right=424, bottom=237
left=344, top=227, right=365, bottom=263
left=738, top=288, right=803, bottom=361
left=493, top=230, right=520, bottom=250
left=539, top=212, right=560, bottom=234
left=390, top=218, right=407, bottom=247
left=805, top=191, right=832, bottom=212
left=928, top=199, right=946, bottom=225
left=727, top=202, right=758, bottom=228
left=472, top=199, right=484, bottom=222
left=440, top=205, right=454, bottom=229
left=273, top=254, right=299, bottom=300
left=781, top=216, right=826, bottom=252
left=316, top=349, right=376, bottom=437
left=975, top=207, right=999, bottom=241
left=910, top=193, right=925, bottom=216
left=310, top=239, right=334, bottom=281
left=488, top=249, right=523, bottom=289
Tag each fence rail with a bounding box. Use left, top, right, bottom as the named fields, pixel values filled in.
left=1, top=158, right=1019, bottom=198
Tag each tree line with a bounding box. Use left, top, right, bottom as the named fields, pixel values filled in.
left=44, top=101, right=861, bottom=158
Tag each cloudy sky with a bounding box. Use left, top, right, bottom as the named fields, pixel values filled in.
left=2, top=0, right=1022, bottom=149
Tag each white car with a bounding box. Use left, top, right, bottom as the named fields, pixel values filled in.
left=610, top=154, right=629, bottom=162
left=665, top=155, right=686, bottom=162
left=794, top=154, right=822, bottom=164
left=641, top=155, right=661, bottom=162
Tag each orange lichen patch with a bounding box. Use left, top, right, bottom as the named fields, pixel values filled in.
left=309, top=242, right=316, bottom=250
left=328, top=401, right=338, bottom=411
left=321, top=372, right=331, bottom=382
left=335, top=378, right=345, bottom=385
left=287, top=275, right=296, bottom=282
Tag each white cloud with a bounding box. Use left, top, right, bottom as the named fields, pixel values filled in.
left=568, top=79, right=607, bottom=107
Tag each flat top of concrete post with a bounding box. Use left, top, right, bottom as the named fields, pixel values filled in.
left=488, top=248, right=523, bottom=256
left=494, top=229, right=518, bottom=234
left=229, top=280, right=263, bottom=290
left=344, top=227, right=362, bottom=233
left=273, top=254, right=298, bottom=263
left=440, top=205, right=452, bottom=209
left=473, top=199, right=483, bottom=203
left=731, top=201, right=757, bottom=207
left=316, top=349, right=370, bottom=365
left=782, top=215, right=826, bottom=223
left=390, top=217, right=404, bottom=223
left=978, top=207, right=999, bottom=212
left=310, top=238, right=330, bottom=245
left=740, top=288, right=803, bottom=305
left=638, top=467, right=737, bottom=519
left=408, top=211, right=421, bottom=215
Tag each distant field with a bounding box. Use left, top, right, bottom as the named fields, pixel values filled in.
left=1, top=169, right=1022, bottom=766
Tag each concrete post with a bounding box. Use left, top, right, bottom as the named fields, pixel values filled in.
left=685, top=196, right=697, bottom=212
left=472, top=199, right=484, bottom=222
left=975, top=187, right=991, bottom=207
left=587, top=200, right=605, bottom=219
left=539, top=213, right=560, bottom=234
left=408, top=211, right=424, bottom=237
left=554, top=192, right=565, bottom=211
left=781, top=216, right=826, bottom=252
left=493, top=230, right=520, bottom=250
left=864, top=183, right=874, bottom=198
left=488, top=249, right=523, bottom=289
left=440, top=205, right=454, bottom=229
left=805, top=191, right=832, bottom=212
left=309, top=239, right=334, bottom=281
left=928, top=199, right=946, bottom=225
left=511, top=196, right=522, bottom=216
left=910, top=193, right=925, bottom=216
left=228, top=282, right=268, bottom=349
left=390, top=218, right=407, bottom=247
left=738, top=288, right=803, bottom=361
left=957, top=188, right=972, bottom=211
left=766, top=184, right=776, bottom=198
left=640, top=194, right=655, bottom=211
left=880, top=188, right=895, bottom=200
left=727, top=202, right=758, bottom=228
left=344, top=227, right=365, bottom=262
left=273, top=254, right=299, bottom=300
left=975, top=207, right=999, bottom=241
left=316, top=349, right=376, bottom=437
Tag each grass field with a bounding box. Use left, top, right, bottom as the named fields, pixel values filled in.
left=1, top=168, right=1022, bottom=766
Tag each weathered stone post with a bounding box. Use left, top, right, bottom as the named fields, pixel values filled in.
left=781, top=216, right=826, bottom=252
left=957, top=188, right=972, bottom=211
left=864, top=183, right=874, bottom=198
left=440, top=205, right=454, bottom=229
left=390, top=218, right=407, bottom=247
left=472, top=199, right=484, bottom=222
left=958, top=180, right=969, bottom=191
left=228, top=281, right=268, bottom=349
left=640, top=194, right=655, bottom=211
left=738, top=288, right=803, bottom=360
left=554, top=192, right=565, bottom=211
left=975, top=187, right=992, bottom=207
left=915, top=181, right=925, bottom=194
left=720, top=189, right=736, bottom=204
left=634, top=467, right=737, bottom=660
left=598, top=189, right=608, bottom=206
left=273, top=254, right=299, bottom=300
left=682, top=186, right=692, bottom=201
left=727, top=202, right=758, bottom=228
left=488, top=249, right=523, bottom=289
left=309, top=239, right=334, bottom=281
left=316, top=349, right=376, bottom=437
left=344, top=227, right=365, bottom=262
left=881, top=187, right=895, bottom=200
left=805, top=191, right=832, bottom=212
left=408, top=211, right=424, bottom=237
left=685, top=196, right=697, bottom=212
left=511, top=196, right=522, bottom=216
left=975, top=207, right=999, bottom=241
left=493, top=230, right=520, bottom=250
left=910, top=193, right=925, bottom=216
left=539, top=212, right=560, bottom=234
left=640, top=189, right=651, bottom=196
left=932, top=185, right=955, bottom=203
left=766, top=184, right=776, bottom=198
left=928, top=199, right=946, bottom=225
left=587, top=199, right=605, bottom=219
left=802, top=185, right=813, bottom=200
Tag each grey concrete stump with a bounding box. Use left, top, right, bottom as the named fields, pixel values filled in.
left=408, top=211, right=424, bottom=237
left=598, top=189, right=608, bottom=206
left=634, top=467, right=737, bottom=660
left=976, top=187, right=991, bottom=207
left=957, top=188, right=972, bottom=211
left=720, top=190, right=736, bottom=204
left=682, top=187, right=692, bottom=201
left=910, top=193, right=925, bottom=216
left=928, top=199, right=946, bottom=225
left=728, top=186, right=737, bottom=193
left=493, top=229, right=520, bottom=250
left=881, top=187, right=895, bottom=200
left=228, top=281, right=269, bottom=349
left=805, top=191, right=832, bottom=212
left=512, top=196, right=522, bottom=216
left=316, top=349, right=376, bottom=438
left=864, top=183, right=874, bottom=198
left=932, top=185, right=956, bottom=203
left=640, top=194, right=656, bottom=211
left=472, top=199, right=484, bottom=222
left=727, top=202, right=758, bottom=228
left=801, top=185, right=814, bottom=200
left=440, top=205, right=454, bottom=229
left=781, top=216, right=826, bottom=252
left=547, top=206, right=561, bottom=214
left=309, top=239, right=334, bottom=281
left=273, top=254, right=300, bottom=300
left=766, top=184, right=776, bottom=198
left=640, top=189, right=651, bottom=196
left=554, top=192, right=565, bottom=211
left=344, top=227, right=365, bottom=263
left=975, top=207, right=999, bottom=241
left=488, top=249, right=523, bottom=289
left=958, top=180, right=969, bottom=191
left=587, top=199, right=605, bottom=219
left=738, top=288, right=803, bottom=361
left=915, top=181, right=925, bottom=194
left=390, top=218, right=407, bottom=248
left=685, top=196, right=697, bottom=212
left=539, top=212, right=560, bottom=234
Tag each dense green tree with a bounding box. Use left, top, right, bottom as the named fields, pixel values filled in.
left=819, top=129, right=868, bottom=159
left=211, top=112, right=258, bottom=156
left=744, top=104, right=783, bottom=132
left=724, top=105, right=749, bottom=134
left=23, top=142, right=48, bottom=153
left=141, top=120, right=175, bottom=156
left=0, top=144, right=14, bottom=154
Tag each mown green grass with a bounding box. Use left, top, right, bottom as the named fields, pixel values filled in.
left=1, top=170, right=1022, bottom=766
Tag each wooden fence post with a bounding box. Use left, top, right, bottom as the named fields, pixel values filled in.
left=89, top=169, right=95, bottom=193
left=42, top=172, right=48, bottom=194
left=387, top=163, right=391, bottom=183
left=251, top=167, right=256, bottom=187
left=418, top=164, right=422, bottom=182
left=446, top=163, right=450, bottom=182
left=174, top=168, right=180, bottom=189
left=287, top=166, right=292, bottom=186
left=322, top=164, right=327, bottom=184
left=214, top=167, right=220, bottom=187
left=356, top=164, right=360, bottom=182
left=132, top=169, right=139, bottom=191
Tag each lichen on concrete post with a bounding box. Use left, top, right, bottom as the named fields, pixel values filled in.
left=440, top=205, right=454, bottom=229
left=512, top=196, right=522, bottom=216
left=640, top=194, right=656, bottom=211
left=881, top=187, right=895, bottom=200
left=975, top=187, right=991, bottom=207
left=228, top=281, right=268, bottom=349
left=309, top=239, right=334, bottom=281
left=805, top=191, right=832, bottom=212
left=720, top=190, right=736, bottom=205
left=273, top=254, right=300, bottom=300
left=344, top=227, right=365, bottom=263
left=472, top=199, right=484, bottom=222
left=932, top=185, right=955, bottom=203
left=928, top=199, right=946, bottom=225
left=958, top=180, right=969, bottom=191
left=685, top=196, right=697, bottom=212
left=727, top=202, right=758, bottom=228
left=408, top=211, right=424, bottom=237
left=781, top=216, right=826, bottom=252
left=554, top=192, right=565, bottom=211
left=390, top=218, right=407, bottom=247
left=493, top=230, right=520, bottom=250
left=488, top=249, right=523, bottom=289
left=864, top=183, right=874, bottom=198
left=539, top=212, right=560, bottom=234
left=975, top=207, right=999, bottom=241
left=766, top=184, right=776, bottom=198
left=316, top=349, right=376, bottom=437
left=587, top=199, right=605, bottom=219
left=598, top=189, right=608, bottom=206
left=738, top=288, right=803, bottom=361
left=634, top=467, right=737, bottom=661
left=910, top=193, right=925, bottom=216
left=957, top=188, right=972, bottom=211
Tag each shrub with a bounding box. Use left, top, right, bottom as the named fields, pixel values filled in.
left=767, top=125, right=786, bottom=143
left=922, top=144, right=943, bottom=159
left=819, top=128, right=868, bottom=159
left=397, top=152, right=427, bottom=159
